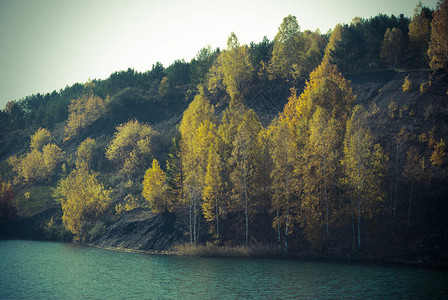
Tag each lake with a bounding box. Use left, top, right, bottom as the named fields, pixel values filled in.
left=0, top=240, right=447, bottom=299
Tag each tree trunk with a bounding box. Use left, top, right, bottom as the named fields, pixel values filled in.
left=189, top=199, right=193, bottom=245
left=284, top=203, right=290, bottom=252
left=352, top=213, right=356, bottom=252
left=357, top=199, right=361, bottom=251
left=277, top=208, right=281, bottom=249
left=323, top=157, right=329, bottom=243
left=216, top=197, right=219, bottom=237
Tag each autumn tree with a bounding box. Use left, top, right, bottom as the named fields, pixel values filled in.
left=268, top=15, right=306, bottom=83
left=403, top=146, right=424, bottom=226
left=142, top=159, right=171, bottom=213
left=202, top=145, right=224, bottom=239
left=65, top=92, right=107, bottom=140
left=428, top=0, right=448, bottom=72
left=391, top=127, right=413, bottom=226
left=179, top=89, right=217, bottom=245
left=30, top=127, right=51, bottom=151
left=409, top=2, right=431, bottom=68
left=208, top=32, right=254, bottom=100
left=76, top=138, right=97, bottom=169
left=430, top=138, right=447, bottom=166
left=8, top=129, right=62, bottom=183
left=322, top=24, right=343, bottom=65
left=106, top=120, right=156, bottom=175
left=54, top=166, right=112, bottom=240
left=229, top=109, right=262, bottom=246
left=342, top=106, right=388, bottom=251
left=380, top=28, right=404, bottom=69
left=267, top=119, right=299, bottom=250
left=158, top=76, right=170, bottom=97
left=166, top=136, right=184, bottom=210
left=279, top=61, right=354, bottom=248
left=42, top=144, right=63, bottom=176
left=301, top=108, right=340, bottom=248
left=0, top=175, right=16, bottom=220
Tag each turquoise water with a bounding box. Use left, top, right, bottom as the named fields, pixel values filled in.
left=1, top=240, right=447, bottom=299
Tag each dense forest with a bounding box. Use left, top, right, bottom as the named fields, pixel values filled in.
left=1, top=1, right=448, bottom=261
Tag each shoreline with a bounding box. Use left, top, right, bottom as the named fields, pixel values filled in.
left=85, top=242, right=448, bottom=270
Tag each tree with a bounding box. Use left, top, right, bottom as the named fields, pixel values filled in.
left=0, top=175, right=16, bottom=220
left=158, top=76, right=170, bottom=97
left=267, top=119, right=299, bottom=250
left=8, top=131, right=63, bottom=183
left=229, top=109, right=262, bottom=246
left=54, top=166, right=112, bottom=240
left=430, top=138, right=446, bottom=166
left=409, top=2, right=431, bottom=68
left=428, top=0, right=448, bottom=72
left=208, top=32, right=254, bottom=100
left=142, top=159, right=171, bottom=213
left=301, top=108, right=339, bottom=248
left=268, top=15, right=306, bottom=83
left=403, top=146, right=424, bottom=227
left=202, top=145, right=224, bottom=239
left=380, top=28, right=404, bottom=68
left=30, top=128, right=51, bottom=151
left=65, top=92, right=107, bottom=140
left=179, top=89, right=217, bottom=245
left=342, top=106, right=388, bottom=251
left=76, top=138, right=97, bottom=169
left=42, top=143, right=63, bottom=175
left=322, top=24, right=343, bottom=65
left=105, top=120, right=156, bottom=175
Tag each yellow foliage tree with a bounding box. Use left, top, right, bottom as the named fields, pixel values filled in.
left=430, top=138, right=446, bottom=166
left=322, top=24, right=343, bottom=65
left=268, top=15, right=306, bottom=83
left=65, top=93, right=107, bottom=140
left=428, top=0, right=448, bottom=71
left=54, top=166, right=112, bottom=240
left=30, top=128, right=51, bottom=151
left=179, top=89, right=217, bottom=244
left=106, top=120, right=156, bottom=175
left=142, top=159, right=171, bottom=214
left=409, top=2, right=431, bottom=68
left=342, top=106, right=388, bottom=251
left=208, top=32, right=254, bottom=100
left=266, top=118, right=299, bottom=250
left=8, top=128, right=63, bottom=183
left=301, top=108, right=340, bottom=248
left=229, top=109, right=262, bottom=246
left=202, top=145, right=224, bottom=238
left=42, top=143, right=63, bottom=175
left=76, top=138, right=97, bottom=169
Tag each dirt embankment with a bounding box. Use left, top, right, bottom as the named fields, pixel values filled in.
left=89, top=208, right=186, bottom=252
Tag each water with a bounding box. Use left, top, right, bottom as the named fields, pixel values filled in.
left=1, top=240, right=447, bottom=299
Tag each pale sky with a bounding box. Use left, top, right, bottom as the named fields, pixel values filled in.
left=0, top=0, right=439, bottom=109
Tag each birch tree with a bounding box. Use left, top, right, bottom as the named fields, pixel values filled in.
left=230, top=109, right=262, bottom=246
left=342, top=106, right=388, bottom=251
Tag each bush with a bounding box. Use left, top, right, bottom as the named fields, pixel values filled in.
left=402, top=75, right=412, bottom=92
left=420, top=81, right=431, bottom=93
left=174, top=243, right=288, bottom=258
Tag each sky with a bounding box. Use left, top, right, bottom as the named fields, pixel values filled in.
left=0, top=0, right=439, bottom=109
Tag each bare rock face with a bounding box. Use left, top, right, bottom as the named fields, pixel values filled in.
left=90, top=208, right=186, bottom=252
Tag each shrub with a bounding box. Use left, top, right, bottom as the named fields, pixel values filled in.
left=402, top=75, right=412, bottom=92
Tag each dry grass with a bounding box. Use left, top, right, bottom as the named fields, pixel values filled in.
left=174, top=243, right=289, bottom=259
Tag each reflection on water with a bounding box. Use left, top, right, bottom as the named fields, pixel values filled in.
left=1, top=240, right=447, bottom=299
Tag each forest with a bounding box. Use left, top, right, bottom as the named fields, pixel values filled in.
left=1, top=1, right=447, bottom=260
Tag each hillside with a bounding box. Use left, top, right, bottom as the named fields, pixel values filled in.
left=1, top=2, right=448, bottom=265
left=1, top=69, right=447, bottom=265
